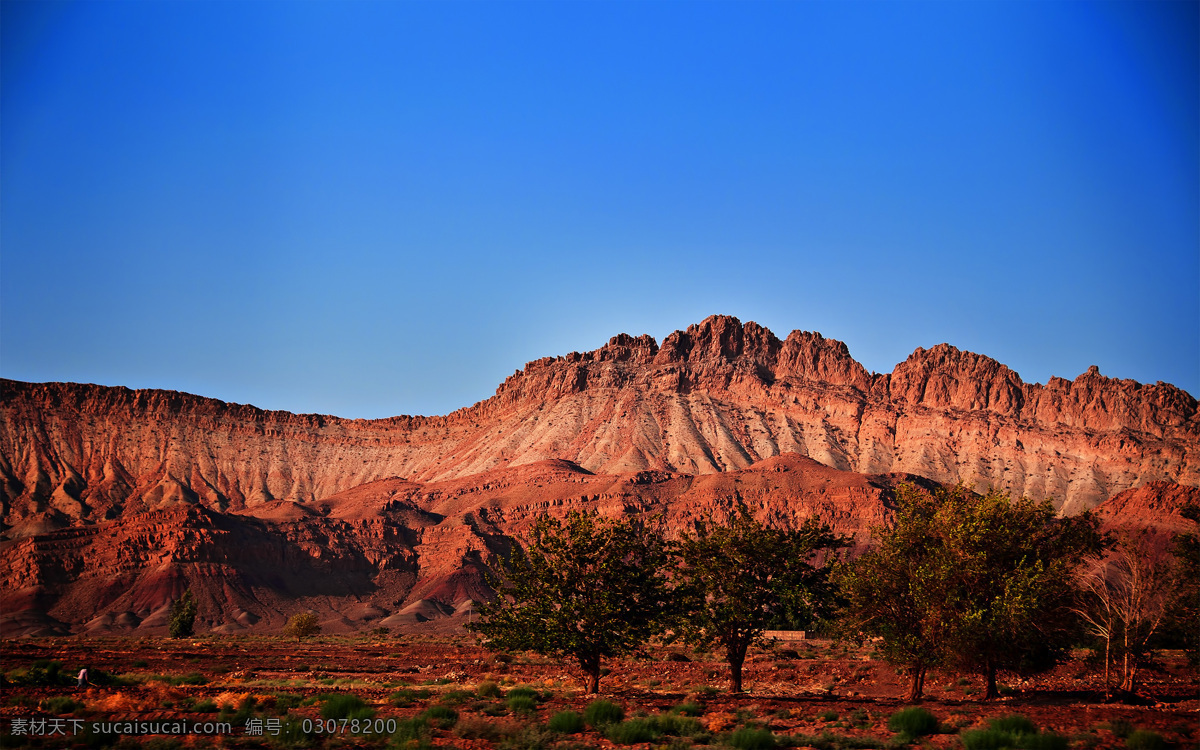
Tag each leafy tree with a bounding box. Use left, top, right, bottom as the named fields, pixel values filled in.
left=283, top=612, right=322, bottom=641
left=838, top=485, right=954, bottom=700
left=935, top=488, right=1104, bottom=699
left=676, top=511, right=845, bottom=692
left=468, top=510, right=674, bottom=693
left=1168, top=503, right=1200, bottom=666
left=168, top=590, right=198, bottom=638
left=840, top=484, right=1104, bottom=700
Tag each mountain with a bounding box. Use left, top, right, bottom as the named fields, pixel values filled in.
left=0, top=453, right=937, bottom=636
left=3, top=315, right=1195, bottom=534
left=1, top=314, right=1197, bottom=635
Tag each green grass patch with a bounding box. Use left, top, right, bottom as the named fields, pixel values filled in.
left=420, top=705, right=458, bottom=730
left=389, top=688, right=431, bottom=707
left=673, top=702, right=704, bottom=717
left=549, top=711, right=585, bottom=734
left=40, top=696, right=83, bottom=714
left=608, top=719, right=659, bottom=745
left=730, top=727, right=777, bottom=750
left=584, top=699, right=625, bottom=727
left=1125, top=731, right=1165, bottom=750
left=319, top=693, right=374, bottom=721
left=888, top=707, right=938, bottom=739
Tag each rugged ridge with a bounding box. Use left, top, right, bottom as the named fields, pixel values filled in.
left=2, top=315, right=1197, bottom=534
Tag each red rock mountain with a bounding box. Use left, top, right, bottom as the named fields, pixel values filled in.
left=1, top=315, right=1196, bottom=635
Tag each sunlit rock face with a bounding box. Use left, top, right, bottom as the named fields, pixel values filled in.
left=1, top=315, right=1196, bottom=635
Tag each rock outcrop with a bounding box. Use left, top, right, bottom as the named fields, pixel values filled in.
left=0, top=453, right=931, bottom=635
left=1, top=314, right=1197, bottom=636
left=2, top=315, right=1195, bottom=531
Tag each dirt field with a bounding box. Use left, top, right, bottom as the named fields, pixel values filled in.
left=1, top=635, right=1195, bottom=749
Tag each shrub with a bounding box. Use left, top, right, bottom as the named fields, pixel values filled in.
left=1019, top=733, right=1068, bottom=750
left=320, top=693, right=374, bottom=721
left=608, top=719, right=659, bottom=745
left=1125, top=731, right=1165, bottom=750
left=24, top=660, right=68, bottom=686
left=584, top=699, right=625, bottom=727
left=478, top=680, right=502, bottom=698
left=269, top=715, right=318, bottom=749
left=168, top=591, right=197, bottom=638
left=506, top=686, right=540, bottom=702
left=549, top=711, right=585, bottom=734
left=40, top=696, right=82, bottom=714
left=820, top=711, right=840, bottom=722
left=1107, top=721, right=1135, bottom=739
left=990, top=716, right=1037, bottom=736
left=173, top=673, right=208, bottom=686
left=500, top=724, right=556, bottom=750
left=192, top=699, right=218, bottom=713
left=284, top=613, right=321, bottom=641
left=961, top=729, right=1015, bottom=750
left=389, top=716, right=431, bottom=750
left=390, top=688, right=431, bottom=707
left=441, top=689, right=474, bottom=705
left=456, top=717, right=517, bottom=742
left=673, top=702, right=703, bottom=717
left=888, top=707, right=938, bottom=738
left=508, top=695, right=537, bottom=714
left=730, top=727, right=777, bottom=750
left=421, top=705, right=458, bottom=730
left=650, top=713, right=702, bottom=737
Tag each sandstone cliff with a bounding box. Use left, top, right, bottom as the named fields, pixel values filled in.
left=2, top=315, right=1195, bottom=533
left=0, top=453, right=931, bottom=636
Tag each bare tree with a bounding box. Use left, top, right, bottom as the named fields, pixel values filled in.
left=1074, top=532, right=1175, bottom=699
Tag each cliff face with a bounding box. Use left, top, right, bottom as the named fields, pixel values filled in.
left=0, top=453, right=930, bottom=635
left=3, top=315, right=1195, bottom=531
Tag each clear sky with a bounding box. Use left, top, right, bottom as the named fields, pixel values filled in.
left=3, top=0, right=1197, bottom=418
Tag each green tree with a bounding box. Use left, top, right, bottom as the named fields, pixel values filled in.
left=1171, top=503, right=1200, bottom=666
left=841, top=484, right=1104, bottom=701
left=676, top=511, right=845, bottom=693
left=168, top=590, right=198, bottom=638
left=936, top=488, right=1103, bottom=699
left=838, top=485, right=955, bottom=701
left=468, top=510, right=674, bottom=693
left=283, top=612, right=321, bottom=641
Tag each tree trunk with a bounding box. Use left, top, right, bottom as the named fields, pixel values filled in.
left=1120, top=659, right=1139, bottom=695
left=905, top=664, right=926, bottom=702
left=727, top=640, right=749, bottom=694
left=983, top=658, right=999, bottom=701
left=1103, top=637, right=1111, bottom=701
left=580, top=653, right=601, bottom=694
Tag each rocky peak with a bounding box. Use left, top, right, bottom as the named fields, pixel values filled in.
left=889, top=343, right=1026, bottom=415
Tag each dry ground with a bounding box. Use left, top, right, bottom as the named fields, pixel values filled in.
left=0, top=636, right=1195, bottom=749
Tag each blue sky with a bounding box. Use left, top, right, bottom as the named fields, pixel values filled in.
left=3, top=0, right=1197, bottom=418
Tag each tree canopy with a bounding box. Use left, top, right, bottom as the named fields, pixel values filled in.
left=841, top=484, right=1104, bottom=700
left=468, top=510, right=674, bottom=693
left=168, top=590, right=197, bottom=639
left=676, top=512, right=845, bottom=692
left=283, top=612, right=322, bottom=641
